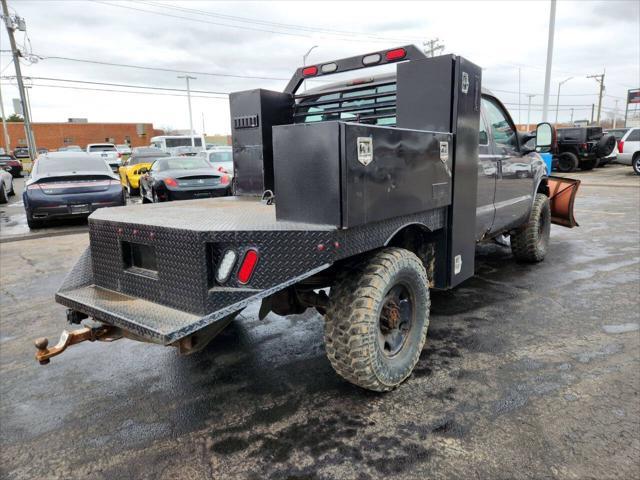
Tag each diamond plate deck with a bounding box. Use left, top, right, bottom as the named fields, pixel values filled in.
left=57, top=196, right=446, bottom=344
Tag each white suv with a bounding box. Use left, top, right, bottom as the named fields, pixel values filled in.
left=86, top=143, right=122, bottom=172
left=608, top=128, right=640, bottom=175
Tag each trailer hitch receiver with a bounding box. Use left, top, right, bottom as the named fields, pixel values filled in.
left=34, top=324, right=120, bottom=365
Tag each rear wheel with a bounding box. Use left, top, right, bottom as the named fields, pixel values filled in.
left=579, top=158, right=598, bottom=170
left=633, top=154, right=640, bottom=175
left=511, top=193, right=551, bottom=263
left=557, top=152, right=579, bottom=172
left=324, top=248, right=430, bottom=392
left=26, top=210, right=45, bottom=229
left=8, top=180, right=15, bottom=196
left=0, top=183, right=7, bottom=203
left=126, top=178, right=139, bottom=196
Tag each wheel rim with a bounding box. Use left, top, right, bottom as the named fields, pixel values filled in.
left=634, top=158, right=640, bottom=171
left=378, top=283, right=415, bottom=357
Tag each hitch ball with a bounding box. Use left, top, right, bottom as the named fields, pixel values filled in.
left=34, top=337, right=50, bottom=365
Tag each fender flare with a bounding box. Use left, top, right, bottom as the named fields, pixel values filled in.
left=383, top=221, right=435, bottom=246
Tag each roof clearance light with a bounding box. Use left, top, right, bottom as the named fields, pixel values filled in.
left=216, top=249, right=238, bottom=284
left=362, top=53, right=381, bottom=65
left=321, top=63, right=338, bottom=73
left=237, top=249, right=259, bottom=284
left=385, top=48, right=407, bottom=61
left=302, top=66, right=318, bottom=76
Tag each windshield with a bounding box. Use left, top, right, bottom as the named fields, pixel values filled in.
left=152, top=157, right=212, bottom=172
left=36, top=156, right=111, bottom=174
left=607, top=129, right=629, bottom=140
left=208, top=151, right=233, bottom=163
left=89, top=145, right=117, bottom=152
left=165, top=137, right=203, bottom=148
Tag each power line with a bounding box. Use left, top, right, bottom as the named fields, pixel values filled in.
left=139, top=0, right=422, bottom=44
left=2, top=75, right=230, bottom=96
left=0, top=81, right=229, bottom=100
left=33, top=53, right=290, bottom=81
left=94, top=1, right=414, bottom=45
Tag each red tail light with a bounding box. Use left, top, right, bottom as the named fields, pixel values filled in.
left=220, top=174, right=230, bottom=185
left=618, top=140, right=624, bottom=153
left=581, top=143, right=588, bottom=150
left=302, top=66, right=318, bottom=76
left=164, top=177, right=178, bottom=187
left=385, top=48, right=406, bottom=61
left=237, top=249, right=259, bottom=284
left=117, top=152, right=122, bottom=158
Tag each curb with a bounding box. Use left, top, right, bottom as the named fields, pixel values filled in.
left=0, top=227, right=88, bottom=244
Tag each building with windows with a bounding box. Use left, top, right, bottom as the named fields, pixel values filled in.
left=0, top=121, right=165, bottom=152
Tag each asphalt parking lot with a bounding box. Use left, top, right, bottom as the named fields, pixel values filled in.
left=1, top=165, right=639, bottom=479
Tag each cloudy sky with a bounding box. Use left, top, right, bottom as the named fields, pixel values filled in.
left=0, top=0, right=638, bottom=135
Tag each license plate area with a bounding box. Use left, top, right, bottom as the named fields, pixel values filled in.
left=70, top=204, right=90, bottom=214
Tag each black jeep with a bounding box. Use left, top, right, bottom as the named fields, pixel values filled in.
left=554, top=126, right=616, bottom=172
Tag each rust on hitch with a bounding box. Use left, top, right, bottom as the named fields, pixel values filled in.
left=34, top=325, right=120, bottom=365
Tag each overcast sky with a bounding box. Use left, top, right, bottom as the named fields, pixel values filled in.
left=0, top=0, right=638, bottom=135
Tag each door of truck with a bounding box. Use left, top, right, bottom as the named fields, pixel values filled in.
left=482, top=96, right=532, bottom=234
left=476, top=108, right=498, bottom=240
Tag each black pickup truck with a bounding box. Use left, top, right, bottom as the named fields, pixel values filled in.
left=35, top=46, right=580, bottom=392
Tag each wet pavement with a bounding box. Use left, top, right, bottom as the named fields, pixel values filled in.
left=1, top=165, right=639, bottom=479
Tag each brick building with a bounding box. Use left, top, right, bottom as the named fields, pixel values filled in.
left=1, top=122, right=165, bottom=152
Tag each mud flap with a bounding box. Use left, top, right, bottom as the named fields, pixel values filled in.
left=548, top=176, right=580, bottom=228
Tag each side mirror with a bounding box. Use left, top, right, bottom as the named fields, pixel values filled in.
left=535, top=122, right=554, bottom=152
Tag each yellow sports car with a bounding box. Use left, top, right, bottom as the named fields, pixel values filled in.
left=118, top=147, right=169, bottom=195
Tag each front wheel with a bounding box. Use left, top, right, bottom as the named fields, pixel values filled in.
left=324, top=248, right=430, bottom=392
left=510, top=193, right=551, bottom=263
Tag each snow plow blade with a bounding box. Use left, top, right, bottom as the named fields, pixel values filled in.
left=548, top=176, right=580, bottom=228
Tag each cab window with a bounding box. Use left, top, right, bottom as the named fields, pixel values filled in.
left=482, top=97, right=518, bottom=153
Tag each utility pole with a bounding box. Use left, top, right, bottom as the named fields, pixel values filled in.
left=555, top=77, right=572, bottom=124
left=526, top=94, right=536, bottom=132
left=570, top=108, right=574, bottom=124
left=177, top=75, right=196, bottom=147
left=1, top=0, right=37, bottom=159
left=423, top=38, right=444, bottom=58
left=612, top=99, right=618, bottom=128
left=518, top=67, right=521, bottom=125
left=587, top=70, right=605, bottom=124
left=542, top=0, right=556, bottom=122
left=590, top=104, right=594, bottom=124
left=0, top=81, right=11, bottom=150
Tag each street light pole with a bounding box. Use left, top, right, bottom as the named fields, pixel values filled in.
left=178, top=75, right=196, bottom=147
left=554, top=77, right=572, bottom=124
left=526, top=94, right=536, bottom=132
left=542, top=0, right=557, bottom=122
left=1, top=0, right=37, bottom=159
left=302, top=45, right=318, bottom=92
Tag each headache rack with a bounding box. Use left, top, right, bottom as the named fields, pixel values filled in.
left=293, top=80, right=398, bottom=126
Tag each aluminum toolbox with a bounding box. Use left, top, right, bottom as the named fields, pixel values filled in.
left=273, top=121, right=453, bottom=228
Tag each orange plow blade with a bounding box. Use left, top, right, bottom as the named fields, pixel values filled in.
left=548, top=176, right=580, bottom=228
